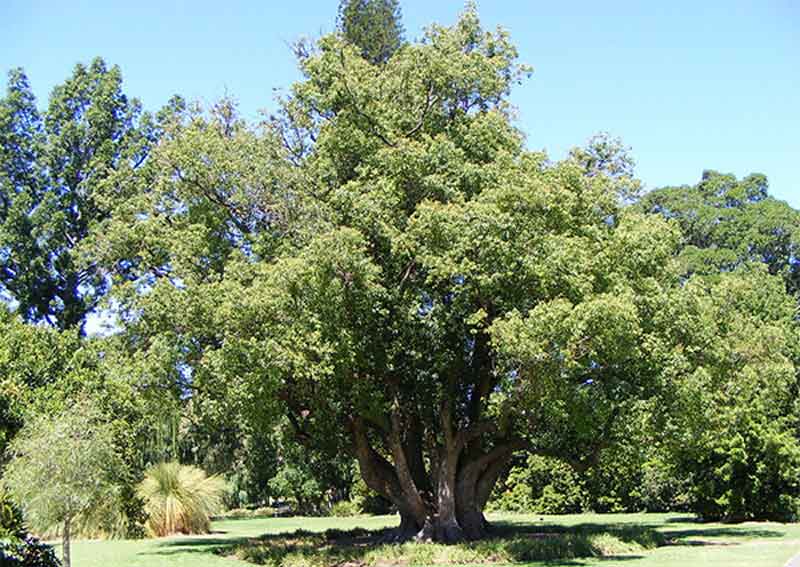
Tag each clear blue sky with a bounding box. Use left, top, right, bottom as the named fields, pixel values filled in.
left=2, top=1, right=798, bottom=205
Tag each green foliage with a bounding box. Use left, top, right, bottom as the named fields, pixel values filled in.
left=14, top=4, right=797, bottom=535
left=658, top=268, right=800, bottom=521
left=576, top=406, right=689, bottom=514
left=639, top=170, right=800, bottom=294
left=137, top=462, right=225, bottom=537
left=0, top=535, right=61, bottom=567
left=0, top=313, right=170, bottom=538
left=0, top=59, right=155, bottom=331
left=84, top=5, right=751, bottom=537
left=3, top=401, right=126, bottom=545
left=489, top=455, right=587, bottom=514
left=0, top=486, right=24, bottom=538
left=0, top=312, right=79, bottom=456
left=581, top=444, right=688, bottom=514
left=330, top=500, right=362, bottom=517
left=489, top=436, right=689, bottom=516
left=569, top=132, right=643, bottom=203
left=683, top=421, right=800, bottom=522
left=351, top=478, right=393, bottom=515
left=337, top=0, right=404, bottom=64
left=268, top=463, right=324, bottom=516
left=213, top=506, right=277, bottom=520
left=263, top=429, right=356, bottom=517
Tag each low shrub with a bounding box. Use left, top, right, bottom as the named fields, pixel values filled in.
left=213, top=507, right=278, bottom=520
left=0, top=535, right=61, bottom=567
left=329, top=500, right=362, bottom=517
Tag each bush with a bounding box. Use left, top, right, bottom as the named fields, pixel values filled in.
left=489, top=455, right=587, bottom=514
left=214, top=507, right=278, bottom=520
left=329, top=500, right=361, bottom=517
left=685, top=423, right=800, bottom=522
left=137, top=462, right=226, bottom=537
left=0, top=535, right=61, bottom=567
left=0, top=487, right=24, bottom=538
left=351, top=478, right=392, bottom=515
left=118, top=484, right=147, bottom=539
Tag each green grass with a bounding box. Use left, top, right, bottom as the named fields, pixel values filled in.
left=63, top=512, right=800, bottom=567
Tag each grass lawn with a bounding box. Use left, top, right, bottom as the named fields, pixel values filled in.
left=65, top=512, right=800, bottom=567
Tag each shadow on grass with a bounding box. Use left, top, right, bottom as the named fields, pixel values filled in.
left=140, top=535, right=251, bottom=558
left=208, top=523, right=658, bottom=566
left=140, top=516, right=785, bottom=565
left=660, top=526, right=783, bottom=547
left=492, top=519, right=783, bottom=545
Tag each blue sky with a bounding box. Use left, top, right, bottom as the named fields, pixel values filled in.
left=2, top=0, right=798, bottom=205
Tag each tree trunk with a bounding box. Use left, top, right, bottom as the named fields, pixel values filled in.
left=380, top=445, right=509, bottom=543
left=63, top=517, right=71, bottom=567
left=384, top=511, right=424, bottom=543
left=432, top=443, right=466, bottom=542
left=350, top=409, right=522, bottom=543
left=353, top=435, right=518, bottom=541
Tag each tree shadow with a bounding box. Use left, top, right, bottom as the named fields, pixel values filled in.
left=491, top=518, right=783, bottom=542
left=660, top=526, right=784, bottom=546
left=139, top=515, right=786, bottom=565
left=195, top=522, right=661, bottom=565
left=140, top=535, right=251, bottom=558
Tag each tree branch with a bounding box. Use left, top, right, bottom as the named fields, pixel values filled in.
left=338, top=50, right=396, bottom=147
left=403, top=81, right=438, bottom=138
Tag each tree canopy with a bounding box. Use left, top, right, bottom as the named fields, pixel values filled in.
left=0, top=59, right=155, bottom=332
left=639, top=170, right=800, bottom=294
left=85, top=7, right=709, bottom=541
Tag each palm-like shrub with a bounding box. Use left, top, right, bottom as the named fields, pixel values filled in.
left=137, top=462, right=225, bottom=537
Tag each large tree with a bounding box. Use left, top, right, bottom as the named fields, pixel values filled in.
left=92, top=8, right=683, bottom=541
left=0, top=59, right=155, bottom=331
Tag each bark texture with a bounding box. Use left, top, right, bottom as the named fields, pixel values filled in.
left=349, top=412, right=523, bottom=542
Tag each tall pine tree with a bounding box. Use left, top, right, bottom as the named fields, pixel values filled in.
left=337, top=0, right=404, bottom=64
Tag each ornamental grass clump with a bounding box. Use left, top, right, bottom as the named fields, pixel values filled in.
left=138, top=462, right=225, bottom=537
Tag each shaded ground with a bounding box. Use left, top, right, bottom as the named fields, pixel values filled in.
left=228, top=519, right=665, bottom=566
left=65, top=512, right=800, bottom=567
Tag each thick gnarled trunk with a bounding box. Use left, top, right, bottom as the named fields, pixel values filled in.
left=394, top=450, right=505, bottom=542
left=350, top=415, right=519, bottom=542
